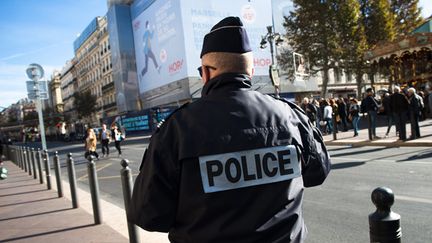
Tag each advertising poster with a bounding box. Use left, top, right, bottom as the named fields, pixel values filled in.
left=132, top=0, right=274, bottom=96
left=181, top=0, right=273, bottom=77
left=132, top=0, right=187, bottom=94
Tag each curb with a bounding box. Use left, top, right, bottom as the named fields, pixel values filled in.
left=325, top=140, right=432, bottom=147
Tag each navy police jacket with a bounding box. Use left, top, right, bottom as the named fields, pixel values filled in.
left=128, top=73, right=331, bottom=243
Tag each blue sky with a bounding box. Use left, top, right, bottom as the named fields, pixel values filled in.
left=0, top=0, right=431, bottom=109
left=0, top=0, right=107, bottom=109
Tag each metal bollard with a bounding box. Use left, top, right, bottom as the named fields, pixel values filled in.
left=121, top=159, right=141, bottom=243
left=43, top=150, right=52, bottom=190
left=87, top=155, right=102, bottom=224
left=23, top=147, right=28, bottom=172
left=53, top=151, right=63, bottom=197
left=31, top=148, right=37, bottom=179
left=15, top=146, right=19, bottom=168
left=66, top=153, right=79, bottom=208
left=18, top=147, right=22, bottom=168
left=17, top=147, right=21, bottom=168
left=332, top=114, right=337, bottom=140
left=26, top=147, right=32, bottom=176
left=369, top=187, right=401, bottom=243
left=37, top=148, right=44, bottom=184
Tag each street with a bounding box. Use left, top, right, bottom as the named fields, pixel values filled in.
left=19, top=140, right=432, bottom=243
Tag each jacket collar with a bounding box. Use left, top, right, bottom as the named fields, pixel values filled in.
left=201, top=73, right=252, bottom=97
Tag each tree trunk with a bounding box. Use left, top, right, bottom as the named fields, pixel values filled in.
left=356, top=71, right=363, bottom=99
left=321, top=66, right=329, bottom=98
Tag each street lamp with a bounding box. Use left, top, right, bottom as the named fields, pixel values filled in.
left=260, top=25, right=284, bottom=97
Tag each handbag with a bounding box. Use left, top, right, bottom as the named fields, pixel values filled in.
left=319, top=120, right=327, bottom=126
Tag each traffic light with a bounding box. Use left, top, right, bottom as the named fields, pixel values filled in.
left=0, top=167, right=8, bottom=179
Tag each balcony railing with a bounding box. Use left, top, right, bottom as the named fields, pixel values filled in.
left=102, top=82, right=115, bottom=92
left=103, top=102, right=117, bottom=110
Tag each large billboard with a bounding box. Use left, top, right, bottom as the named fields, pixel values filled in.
left=132, top=0, right=187, bottom=94
left=181, top=0, right=273, bottom=78
left=131, top=0, right=273, bottom=95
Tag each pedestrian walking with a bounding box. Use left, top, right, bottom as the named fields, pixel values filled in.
left=323, top=100, right=333, bottom=134
left=427, top=88, right=432, bottom=118
left=382, top=92, right=395, bottom=137
left=111, top=124, right=123, bottom=157
left=99, top=124, right=111, bottom=158
left=407, top=88, right=423, bottom=139
left=330, top=99, right=340, bottom=132
left=301, top=97, right=318, bottom=126
left=128, top=16, right=331, bottom=243
left=390, top=86, right=409, bottom=141
left=349, top=98, right=361, bottom=137
left=361, top=88, right=380, bottom=140
left=337, top=97, right=348, bottom=131
left=85, top=127, right=99, bottom=160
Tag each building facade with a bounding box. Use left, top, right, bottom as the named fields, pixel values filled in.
left=74, top=16, right=115, bottom=126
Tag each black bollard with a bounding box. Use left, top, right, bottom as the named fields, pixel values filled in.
left=20, top=147, right=24, bottom=169
left=121, top=159, right=141, bottom=243
left=87, top=155, right=102, bottom=224
left=31, top=148, right=37, bottom=179
left=21, top=147, right=27, bottom=172
left=37, top=149, right=44, bottom=184
left=369, top=187, right=402, bottom=243
left=66, top=153, right=79, bottom=208
left=24, top=147, right=29, bottom=174
left=26, top=147, right=32, bottom=176
left=53, top=151, right=63, bottom=197
left=43, top=150, right=52, bottom=190
left=332, top=114, right=337, bottom=141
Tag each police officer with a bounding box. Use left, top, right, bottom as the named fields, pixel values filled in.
left=128, top=16, right=331, bottom=243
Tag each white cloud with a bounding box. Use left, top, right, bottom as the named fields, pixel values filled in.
left=419, top=0, right=432, bottom=18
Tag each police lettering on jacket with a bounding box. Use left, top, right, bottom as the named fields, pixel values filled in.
left=199, top=145, right=301, bottom=193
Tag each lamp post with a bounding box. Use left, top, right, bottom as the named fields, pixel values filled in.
left=260, top=25, right=284, bottom=97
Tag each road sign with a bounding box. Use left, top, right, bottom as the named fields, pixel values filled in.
left=27, top=91, right=49, bottom=100
left=26, top=80, right=48, bottom=100
left=26, top=63, right=44, bottom=81
left=26, top=80, right=48, bottom=93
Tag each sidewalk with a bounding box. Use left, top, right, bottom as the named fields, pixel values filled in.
left=323, top=118, right=432, bottom=147
left=0, top=160, right=128, bottom=243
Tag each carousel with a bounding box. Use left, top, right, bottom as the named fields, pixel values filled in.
left=365, top=19, right=432, bottom=93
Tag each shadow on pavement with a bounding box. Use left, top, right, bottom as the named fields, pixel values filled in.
left=397, top=151, right=432, bottom=162
left=0, top=183, right=41, bottom=190
left=0, top=197, right=58, bottom=208
left=0, top=208, right=73, bottom=222
left=331, top=161, right=366, bottom=170
left=330, top=147, right=385, bottom=157
left=327, top=146, right=362, bottom=152
left=0, top=223, right=94, bottom=242
left=0, top=189, right=47, bottom=198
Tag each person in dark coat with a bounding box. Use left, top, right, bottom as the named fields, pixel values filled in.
left=407, top=88, right=422, bottom=139
left=128, top=16, right=331, bottom=243
left=382, top=92, right=394, bottom=137
left=337, top=97, right=348, bottom=131
left=361, top=88, right=380, bottom=140
left=301, top=97, right=318, bottom=126
left=390, top=86, right=409, bottom=141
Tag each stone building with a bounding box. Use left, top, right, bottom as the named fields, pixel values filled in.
left=73, top=16, right=115, bottom=126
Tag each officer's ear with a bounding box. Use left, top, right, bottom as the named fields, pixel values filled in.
left=202, top=65, right=211, bottom=84
left=250, top=67, right=255, bottom=78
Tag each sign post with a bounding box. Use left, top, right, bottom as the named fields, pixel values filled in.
left=26, top=63, right=48, bottom=150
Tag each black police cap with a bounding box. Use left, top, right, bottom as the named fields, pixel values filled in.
left=200, top=16, right=252, bottom=58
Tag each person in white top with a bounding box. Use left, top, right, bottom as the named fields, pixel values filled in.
left=99, top=124, right=111, bottom=158
left=111, top=124, right=123, bottom=157
left=323, top=100, right=333, bottom=134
